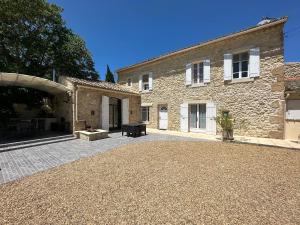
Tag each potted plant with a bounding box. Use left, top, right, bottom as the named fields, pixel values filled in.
left=216, top=110, right=234, bottom=141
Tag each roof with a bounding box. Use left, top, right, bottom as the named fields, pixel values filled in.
left=0, top=73, right=71, bottom=95
left=65, top=76, right=139, bottom=95
left=117, top=17, right=288, bottom=73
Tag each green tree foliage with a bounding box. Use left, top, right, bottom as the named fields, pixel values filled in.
left=0, top=0, right=99, bottom=80
left=105, top=65, right=115, bottom=83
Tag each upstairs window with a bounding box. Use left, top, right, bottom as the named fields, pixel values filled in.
left=127, top=78, right=132, bottom=86
left=142, top=74, right=149, bottom=91
left=232, top=52, right=249, bottom=79
left=193, top=62, right=204, bottom=84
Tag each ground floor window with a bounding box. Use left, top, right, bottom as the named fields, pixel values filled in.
left=190, top=104, right=206, bottom=129
left=141, top=106, right=149, bottom=122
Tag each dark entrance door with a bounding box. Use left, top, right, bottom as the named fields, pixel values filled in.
left=109, top=98, right=121, bottom=130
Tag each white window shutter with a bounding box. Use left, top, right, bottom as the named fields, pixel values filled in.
left=185, top=63, right=192, bottom=86
left=206, top=102, right=216, bottom=135
left=203, top=59, right=211, bottom=83
left=149, top=72, right=153, bottom=90
left=122, top=98, right=129, bottom=124
left=139, top=75, right=142, bottom=91
left=101, top=95, right=109, bottom=131
left=224, top=54, right=232, bottom=80
left=180, top=103, right=189, bottom=132
left=249, top=48, right=260, bottom=78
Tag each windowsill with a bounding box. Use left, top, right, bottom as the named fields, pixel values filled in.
left=141, top=121, right=150, bottom=124
left=190, top=128, right=207, bottom=133
left=227, top=77, right=254, bottom=84
left=140, top=90, right=152, bottom=94
left=190, top=83, right=208, bottom=88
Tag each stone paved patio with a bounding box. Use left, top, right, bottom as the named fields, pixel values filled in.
left=0, top=132, right=205, bottom=184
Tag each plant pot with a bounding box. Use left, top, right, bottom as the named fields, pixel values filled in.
left=222, top=129, right=234, bottom=141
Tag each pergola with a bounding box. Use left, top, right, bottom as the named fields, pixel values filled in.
left=0, top=73, right=71, bottom=95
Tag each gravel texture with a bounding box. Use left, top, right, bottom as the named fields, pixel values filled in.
left=0, top=141, right=299, bottom=224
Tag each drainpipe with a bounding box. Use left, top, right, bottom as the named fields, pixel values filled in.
left=72, top=86, right=78, bottom=133
left=76, top=87, right=79, bottom=121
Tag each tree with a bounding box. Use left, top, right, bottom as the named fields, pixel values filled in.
left=105, top=65, right=115, bottom=83
left=0, top=0, right=99, bottom=80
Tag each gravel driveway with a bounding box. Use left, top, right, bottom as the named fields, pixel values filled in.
left=0, top=141, right=299, bottom=224
left=0, top=132, right=204, bottom=184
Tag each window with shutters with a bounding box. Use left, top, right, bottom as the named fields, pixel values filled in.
left=232, top=52, right=249, bottom=79
left=141, top=107, right=149, bottom=122
left=190, top=104, right=206, bottom=130
left=193, top=62, right=204, bottom=84
left=142, top=74, right=149, bottom=91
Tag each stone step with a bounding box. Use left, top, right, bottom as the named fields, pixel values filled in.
left=0, top=135, right=76, bottom=152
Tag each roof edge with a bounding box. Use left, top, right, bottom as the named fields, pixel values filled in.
left=63, top=76, right=140, bottom=95
left=117, top=17, right=287, bottom=73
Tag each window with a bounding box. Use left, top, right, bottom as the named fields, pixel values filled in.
left=127, top=78, right=132, bottom=86
left=142, top=74, right=149, bottom=90
left=232, top=52, right=249, bottom=79
left=141, top=107, right=149, bottom=122
left=190, top=104, right=206, bottom=129
left=193, top=62, right=204, bottom=84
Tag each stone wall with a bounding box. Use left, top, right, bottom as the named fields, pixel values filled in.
left=75, top=86, right=141, bottom=130
left=54, top=92, right=73, bottom=132
left=118, top=24, right=286, bottom=138
left=284, top=63, right=300, bottom=92
left=285, top=63, right=300, bottom=79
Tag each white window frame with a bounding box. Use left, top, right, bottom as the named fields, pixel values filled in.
left=189, top=104, right=206, bottom=131
left=142, top=74, right=149, bottom=91
left=192, top=62, right=204, bottom=84
left=141, top=106, right=149, bottom=122
left=232, top=51, right=249, bottom=79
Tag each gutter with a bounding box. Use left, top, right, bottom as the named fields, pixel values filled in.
left=76, top=84, right=140, bottom=96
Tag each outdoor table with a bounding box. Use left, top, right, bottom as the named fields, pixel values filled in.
left=121, top=123, right=146, bottom=137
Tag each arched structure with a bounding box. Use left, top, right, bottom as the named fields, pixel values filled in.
left=0, top=73, right=71, bottom=94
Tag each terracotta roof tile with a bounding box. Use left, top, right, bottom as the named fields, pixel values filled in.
left=66, top=77, right=139, bottom=95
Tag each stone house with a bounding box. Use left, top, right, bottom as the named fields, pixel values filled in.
left=2, top=17, right=298, bottom=140
left=117, top=17, right=300, bottom=140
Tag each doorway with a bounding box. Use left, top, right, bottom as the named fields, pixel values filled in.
left=190, top=104, right=206, bottom=131
left=109, top=98, right=121, bottom=130
left=159, top=105, right=168, bottom=130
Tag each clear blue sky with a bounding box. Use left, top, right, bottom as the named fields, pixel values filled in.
left=49, top=0, right=300, bottom=80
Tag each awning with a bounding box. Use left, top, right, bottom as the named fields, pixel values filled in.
left=0, top=73, right=71, bottom=95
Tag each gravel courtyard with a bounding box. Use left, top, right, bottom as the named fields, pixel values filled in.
left=0, top=141, right=299, bottom=224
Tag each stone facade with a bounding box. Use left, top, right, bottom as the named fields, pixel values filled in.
left=75, top=87, right=140, bottom=129
left=59, top=77, right=141, bottom=132
left=284, top=63, right=300, bottom=93
left=118, top=22, right=286, bottom=138
left=285, top=63, right=300, bottom=79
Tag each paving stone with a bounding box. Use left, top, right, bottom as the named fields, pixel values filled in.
left=0, top=132, right=205, bottom=184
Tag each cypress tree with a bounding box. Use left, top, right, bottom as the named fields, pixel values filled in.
left=105, top=65, right=115, bottom=83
